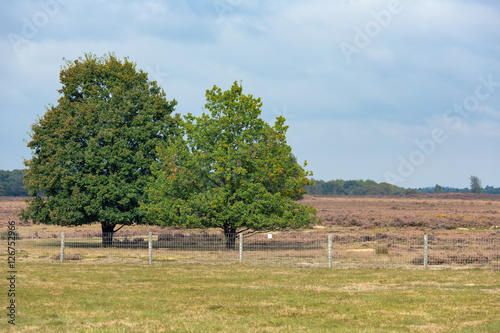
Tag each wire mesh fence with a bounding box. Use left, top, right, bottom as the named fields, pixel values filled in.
left=3, top=230, right=499, bottom=269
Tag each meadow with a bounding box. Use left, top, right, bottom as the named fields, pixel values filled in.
left=2, top=263, right=499, bottom=332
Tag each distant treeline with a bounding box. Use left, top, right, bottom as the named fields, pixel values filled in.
left=0, top=170, right=28, bottom=196
left=304, top=179, right=413, bottom=196
left=2, top=169, right=499, bottom=196
left=415, top=185, right=500, bottom=194
left=4, top=172, right=412, bottom=197
left=306, top=179, right=500, bottom=196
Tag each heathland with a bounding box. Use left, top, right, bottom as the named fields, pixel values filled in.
left=2, top=193, right=499, bottom=236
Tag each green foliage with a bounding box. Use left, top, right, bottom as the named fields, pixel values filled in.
left=470, top=175, right=482, bottom=194
left=20, top=53, right=179, bottom=243
left=144, top=82, right=317, bottom=248
left=484, top=186, right=500, bottom=194
left=0, top=170, right=28, bottom=196
left=414, top=186, right=469, bottom=193
left=305, top=179, right=407, bottom=195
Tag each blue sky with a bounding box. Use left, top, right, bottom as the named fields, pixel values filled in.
left=1, top=0, right=499, bottom=188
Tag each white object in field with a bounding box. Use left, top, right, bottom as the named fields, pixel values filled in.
left=268, top=234, right=272, bottom=239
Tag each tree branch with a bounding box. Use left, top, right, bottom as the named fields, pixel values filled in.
left=237, top=228, right=251, bottom=234
left=114, top=224, right=125, bottom=233
left=241, top=230, right=262, bottom=238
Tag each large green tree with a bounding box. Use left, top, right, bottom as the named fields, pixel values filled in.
left=21, top=53, right=179, bottom=246
left=144, top=82, right=317, bottom=249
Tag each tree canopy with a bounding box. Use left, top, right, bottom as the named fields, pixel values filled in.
left=20, top=53, right=179, bottom=246
left=433, top=184, right=444, bottom=193
left=144, top=82, right=317, bottom=249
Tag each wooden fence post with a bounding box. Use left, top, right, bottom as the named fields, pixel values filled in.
left=149, top=232, right=153, bottom=265
left=60, top=231, right=65, bottom=263
left=239, top=233, right=243, bottom=263
left=328, top=234, right=332, bottom=269
left=423, top=234, right=428, bottom=270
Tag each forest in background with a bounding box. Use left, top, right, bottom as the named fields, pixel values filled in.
left=1, top=169, right=499, bottom=196
left=0, top=169, right=28, bottom=196
left=305, top=179, right=500, bottom=195
left=304, top=179, right=412, bottom=195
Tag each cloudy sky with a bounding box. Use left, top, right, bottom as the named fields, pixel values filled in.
left=1, top=0, right=499, bottom=189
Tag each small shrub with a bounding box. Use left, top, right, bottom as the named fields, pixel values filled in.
left=375, top=245, right=389, bottom=255
left=53, top=253, right=83, bottom=261
left=132, top=237, right=145, bottom=243
left=448, top=254, right=489, bottom=265
left=158, top=234, right=174, bottom=242
left=68, top=253, right=83, bottom=260
left=0, top=230, right=21, bottom=240
left=411, top=256, right=445, bottom=265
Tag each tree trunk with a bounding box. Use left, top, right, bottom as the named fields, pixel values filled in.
left=101, top=222, right=116, bottom=248
left=223, top=224, right=237, bottom=250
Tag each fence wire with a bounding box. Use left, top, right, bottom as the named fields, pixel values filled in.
left=3, top=231, right=499, bottom=269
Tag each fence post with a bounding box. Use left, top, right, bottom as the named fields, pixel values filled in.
left=60, top=231, right=65, bottom=263
left=148, top=232, right=153, bottom=265
left=423, top=234, right=428, bottom=270
left=328, top=234, right=332, bottom=269
left=239, top=233, right=243, bottom=263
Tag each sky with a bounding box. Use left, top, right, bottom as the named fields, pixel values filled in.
left=1, top=0, right=499, bottom=189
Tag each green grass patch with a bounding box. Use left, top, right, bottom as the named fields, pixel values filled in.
left=3, top=263, right=499, bottom=332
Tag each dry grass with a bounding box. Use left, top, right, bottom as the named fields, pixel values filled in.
left=1, top=263, right=498, bottom=332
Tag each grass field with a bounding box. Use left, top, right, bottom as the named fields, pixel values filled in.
left=3, top=263, right=499, bottom=332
